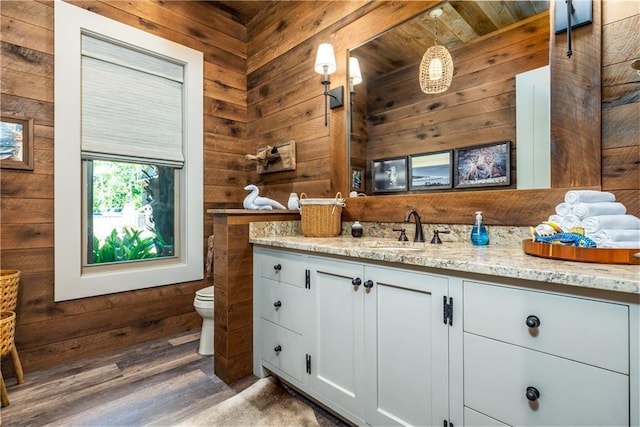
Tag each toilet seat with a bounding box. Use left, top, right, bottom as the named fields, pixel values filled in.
left=195, top=286, right=214, bottom=301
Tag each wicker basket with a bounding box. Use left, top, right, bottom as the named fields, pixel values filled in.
left=0, top=311, right=16, bottom=357
left=299, top=193, right=345, bottom=237
left=0, top=270, right=20, bottom=313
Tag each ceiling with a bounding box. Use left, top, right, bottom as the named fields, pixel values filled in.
left=352, top=1, right=550, bottom=81
left=203, top=1, right=271, bottom=26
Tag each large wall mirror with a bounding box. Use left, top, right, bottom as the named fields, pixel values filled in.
left=347, top=1, right=551, bottom=196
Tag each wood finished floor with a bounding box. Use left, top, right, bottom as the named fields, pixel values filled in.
left=0, top=331, right=348, bottom=426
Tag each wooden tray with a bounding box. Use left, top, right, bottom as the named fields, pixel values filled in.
left=522, top=240, right=640, bottom=265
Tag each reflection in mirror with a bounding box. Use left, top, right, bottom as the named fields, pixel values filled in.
left=348, top=1, right=550, bottom=196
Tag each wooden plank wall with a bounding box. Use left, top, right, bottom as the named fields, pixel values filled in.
left=601, top=1, right=639, bottom=197
left=365, top=13, right=550, bottom=191
left=0, top=0, right=248, bottom=374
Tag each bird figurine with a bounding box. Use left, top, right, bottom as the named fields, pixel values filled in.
left=243, top=184, right=286, bottom=210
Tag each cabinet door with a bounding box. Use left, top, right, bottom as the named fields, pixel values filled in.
left=308, top=256, right=366, bottom=422
left=364, top=266, right=450, bottom=427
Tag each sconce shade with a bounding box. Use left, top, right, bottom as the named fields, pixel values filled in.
left=349, top=57, right=362, bottom=86
left=314, top=43, right=337, bottom=75
left=419, top=45, right=453, bottom=94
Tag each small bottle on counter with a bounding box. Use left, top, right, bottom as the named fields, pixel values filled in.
left=287, top=193, right=300, bottom=210
left=470, top=211, right=489, bottom=245
left=351, top=221, right=363, bottom=238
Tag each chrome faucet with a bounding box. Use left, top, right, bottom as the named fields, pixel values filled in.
left=404, top=209, right=425, bottom=242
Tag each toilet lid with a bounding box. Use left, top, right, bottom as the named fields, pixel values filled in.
left=195, top=286, right=214, bottom=300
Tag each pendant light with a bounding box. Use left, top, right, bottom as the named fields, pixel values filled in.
left=419, top=8, right=453, bottom=94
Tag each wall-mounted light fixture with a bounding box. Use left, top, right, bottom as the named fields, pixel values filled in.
left=419, top=8, right=453, bottom=94
left=554, top=0, right=592, bottom=58
left=314, top=43, right=344, bottom=126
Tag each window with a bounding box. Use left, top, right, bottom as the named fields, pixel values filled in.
left=54, top=2, right=203, bottom=301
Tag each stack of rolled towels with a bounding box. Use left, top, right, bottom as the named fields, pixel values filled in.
left=549, top=190, right=640, bottom=249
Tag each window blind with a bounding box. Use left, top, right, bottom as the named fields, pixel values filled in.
left=81, top=33, right=185, bottom=167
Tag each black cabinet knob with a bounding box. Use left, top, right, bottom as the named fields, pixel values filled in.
left=526, top=315, right=541, bottom=328
left=352, top=277, right=362, bottom=287
left=364, top=280, right=374, bottom=289
left=273, top=264, right=282, bottom=271
left=274, top=345, right=282, bottom=353
left=274, top=300, right=282, bottom=308
left=526, top=386, right=540, bottom=401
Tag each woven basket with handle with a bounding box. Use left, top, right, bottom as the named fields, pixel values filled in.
left=0, top=270, right=20, bottom=313
left=299, top=193, right=345, bottom=237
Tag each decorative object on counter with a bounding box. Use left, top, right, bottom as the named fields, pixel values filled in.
left=409, top=150, right=452, bottom=190
left=245, top=140, right=296, bottom=175
left=523, top=239, right=639, bottom=265
left=372, top=157, right=407, bottom=193
left=470, top=211, right=489, bottom=246
left=299, top=193, right=345, bottom=237
left=287, top=192, right=300, bottom=210
left=314, top=43, right=343, bottom=127
left=351, top=221, right=363, bottom=238
left=242, top=185, right=286, bottom=210
left=531, top=225, right=596, bottom=248
left=454, top=141, right=510, bottom=188
left=0, top=116, right=34, bottom=171
left=419, top=7, right=453, bottom=94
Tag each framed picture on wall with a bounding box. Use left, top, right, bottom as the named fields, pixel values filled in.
left=409, top=150, right=452, bottom=190
left=372, top=157, right=407, bottom=193
left=0, top=115, right=34, bottom=171
left=351, top=166, right=365, bottom=192
left=454, top=140, right=511, bottom=188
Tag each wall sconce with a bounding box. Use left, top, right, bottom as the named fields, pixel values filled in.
left=554, top=0, right=592, bottom=58
left=314, top=43, right=344, bottom=126
left=419, top=8, right=453, bottom=94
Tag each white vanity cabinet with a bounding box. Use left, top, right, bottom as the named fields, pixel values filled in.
left=463, top=281, right=631, bottom=427
left=307, top=256, right=453, bottom=426
left=254, top=247, right=460, bottom=427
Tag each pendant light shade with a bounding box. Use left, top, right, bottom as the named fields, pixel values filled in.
left=419, top=8, right=453, bottom=94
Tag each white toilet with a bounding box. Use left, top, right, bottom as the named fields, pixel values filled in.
left=193, top=286, right=214, bottom=355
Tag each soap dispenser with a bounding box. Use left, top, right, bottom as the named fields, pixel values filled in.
left=351, top=221, right=363, bottom=238
left=470, top=211, right=489, bottom=246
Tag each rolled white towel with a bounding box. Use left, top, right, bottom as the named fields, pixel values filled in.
left=565, top=190, right=616, bottom=205
left=573, top=202, right=627, bottom=219
left=548, top=214, right=564, bottom=227
left=589, top=229, right=640, bottom=246
left=581, top=215, right=640, bottom=234
left=555, top=202, right=572, bottom=216
left=599, top=241, right=640, bottom=249
left=561, top=214, right=581, bottom=231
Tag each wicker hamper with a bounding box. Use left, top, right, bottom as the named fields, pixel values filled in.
left=1, top=311, right=16, bottom=407
left=0, top=270, right=20, bottom=313
left=299, top=193, right=345, bottom=237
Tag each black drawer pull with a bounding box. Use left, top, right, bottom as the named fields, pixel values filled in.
left=273, top=300, right=282, bottom=308
left=526, top=386, right=540, bottom=402
left=352, top=277, right=362, bottom=287
left=273, top=264, right=282, bottom=271
left=526, top=315, right=541, bottom=328
left=363, top=280, right=374, bottom=289
left=274, top=345, right=282, bottom=353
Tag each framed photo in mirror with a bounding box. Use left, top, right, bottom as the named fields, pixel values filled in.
left=351, top=166, right=365, bottom=192
left=372, top=157, right=407, bottom=193
left=409, top=150, right=452, bottom=190
left=454, top=140, right=511, bottom=188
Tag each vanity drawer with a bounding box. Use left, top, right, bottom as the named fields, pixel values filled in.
left=260, top=319, right=305, bottom=383
left=463, top=281, right=629, bottom=373
left=259, top=278, right=307, bottom=335
left=464, top=407, right=509, bottom=427
left=257, top=248, right=306, bottom=287
left=464, top=333, right=629, bottom=427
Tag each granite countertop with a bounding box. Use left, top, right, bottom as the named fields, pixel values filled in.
left=250, top=235, right=640, bottom=295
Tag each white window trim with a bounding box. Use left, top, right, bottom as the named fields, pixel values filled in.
left=54, top=2, right=203, bottom=301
